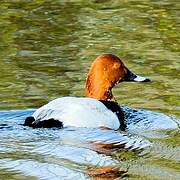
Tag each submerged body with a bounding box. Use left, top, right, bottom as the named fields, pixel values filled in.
left=24, top=54, right=150, bottom=130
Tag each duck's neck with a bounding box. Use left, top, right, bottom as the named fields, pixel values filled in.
left=85, top=76, right=114, bottom=101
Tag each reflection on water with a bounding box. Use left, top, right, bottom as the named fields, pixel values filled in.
left=0, top=0, right=179, bottom=179
left=0, top=108, right=179, bottom=179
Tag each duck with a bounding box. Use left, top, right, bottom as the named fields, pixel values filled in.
left=24, top=54, right=150, bottom=130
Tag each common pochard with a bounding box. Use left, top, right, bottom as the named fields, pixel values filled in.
left=24, top=54, right=150, bottom=130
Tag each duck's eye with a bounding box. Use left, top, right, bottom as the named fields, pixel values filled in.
left=113, top=62, right=121, bottom=69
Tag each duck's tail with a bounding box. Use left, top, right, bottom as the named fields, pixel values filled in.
left=23, top=117, right=63, bottom=128
left=23, top=116, right=35, bottom=127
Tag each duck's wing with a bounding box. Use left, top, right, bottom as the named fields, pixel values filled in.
left=27, top=97, right=120, bottom=130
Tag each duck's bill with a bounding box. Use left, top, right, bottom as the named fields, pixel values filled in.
left=124, top=68, right=150, bottom=82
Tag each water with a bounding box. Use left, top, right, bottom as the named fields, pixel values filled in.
left=0, top=0, right=179, bottom=179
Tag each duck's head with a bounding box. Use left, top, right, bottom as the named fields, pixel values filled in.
left=85, top=53, right=150, bottom=101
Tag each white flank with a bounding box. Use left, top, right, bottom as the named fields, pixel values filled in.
left=32, top=97, right=120, bottom=130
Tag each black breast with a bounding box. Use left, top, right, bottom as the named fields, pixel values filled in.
left=99, top=100, right=126, bottom=131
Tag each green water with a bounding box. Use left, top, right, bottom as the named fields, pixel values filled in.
left=0, top=0, right=179, bottom=179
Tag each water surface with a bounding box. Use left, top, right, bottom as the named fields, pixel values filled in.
left=0, top=0, right=179, bottom=179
